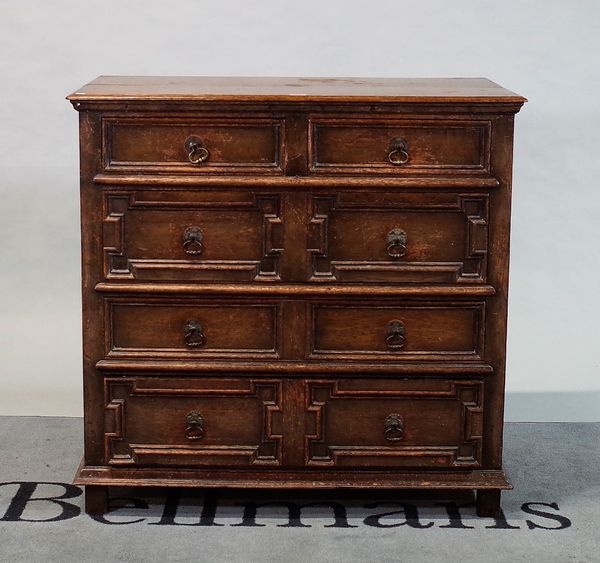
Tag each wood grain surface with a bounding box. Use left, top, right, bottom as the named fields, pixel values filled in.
left=71, top=76, right=525, bottom=517
left=68, top=76, right=526, bottom=103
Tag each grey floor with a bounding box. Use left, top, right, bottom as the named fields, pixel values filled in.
left=0, top=418, right=598, bottom=562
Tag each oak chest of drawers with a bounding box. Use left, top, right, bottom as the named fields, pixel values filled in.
left=68, top=76, right=525, bottom=516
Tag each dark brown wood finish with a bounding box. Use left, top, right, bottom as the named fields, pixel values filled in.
left=309, top=117, right=491, bottom=175
left=307, top=191, right=489, bottom=283
left=69, top=77, right=525, bottom=517
left=103, top=377, right=283, bottom=467
left=102, top=189, right=284, bottom=282
left=104, top=117, right=284, bottom=174
left=309, top=300, right=485, bottom=361
left=106, top=298, right=281, bottom=360
left=303, top=378, right=484, bottom=469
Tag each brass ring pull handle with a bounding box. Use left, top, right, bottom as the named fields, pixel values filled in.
left=185, top=136, right=210, bottom=164
left=385, top=413, right=404, bottom=442
left=387, top=228, right=407, bottom=258
left=183, top=227, right=204, bottom=256
left=385, top=320, right=406, bottom=350
left=184, top=319, right=206, bottom=348
left=185, top=411, right=204, bottom=440
left=388, top=138, right=409, bottom=165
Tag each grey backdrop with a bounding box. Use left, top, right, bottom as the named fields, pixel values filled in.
left=1, top=0, right=598, bottom=420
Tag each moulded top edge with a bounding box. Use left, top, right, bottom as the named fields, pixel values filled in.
left=67, top=76, right=527, bottom=105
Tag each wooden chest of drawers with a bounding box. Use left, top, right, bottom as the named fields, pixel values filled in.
left=68, top=77, right=525, bottom=516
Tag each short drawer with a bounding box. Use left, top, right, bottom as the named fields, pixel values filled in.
left=308, top=191, right=488, bottom=283
left=304, top=378, right=483, bottom=468
left=310, top=301, right=485, bottom=362
left=104, top=377, right=283, bottom=467
left=102, top=190, right=283, bottom=282
left=309, top=117, right=490, bottom=175
left=105, top=298, right=281, bottom=360
left=103, top=117, right=283, bottom=174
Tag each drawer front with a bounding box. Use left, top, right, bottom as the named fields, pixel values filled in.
left=103, top=117, right=283, bottom=174
left=104, top=377, right=283, bottom=467
left=102, top=190, right=283, bottom=282
left=309, top=117, right=490, bottom=175
left=106, top=298, right=281, bottom=360
left=308, top=192, right=488, bottom=283
left=310, top=301, right=484, bottom=362
left=304, top=379, right=483, bottom=468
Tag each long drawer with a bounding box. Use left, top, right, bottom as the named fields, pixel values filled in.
left=104, top=297, right=485, bottom=364
left=102, top=376, right=483, bottom=470
left=101, top=188, right=488, bottom=285
left=102, top=114, right=490, bottom=177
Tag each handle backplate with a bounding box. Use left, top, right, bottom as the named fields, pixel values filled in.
left=185, top=136, right=210, bottom=164
left=385, top=320, right=406, bottom=350
left=385, top=413, right=404, bottom=442
left=387, top=228, right=407, bottom=259
left=184, top=319, right=206, bottom=348
left=185, top=411, right=204, bottom=440
left=388, top=138, right=409, bottom=165
left=183, top=226, right=204, bottom=256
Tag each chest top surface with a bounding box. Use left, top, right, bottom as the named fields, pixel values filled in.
left=67, top=76, right=526, bottom=104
